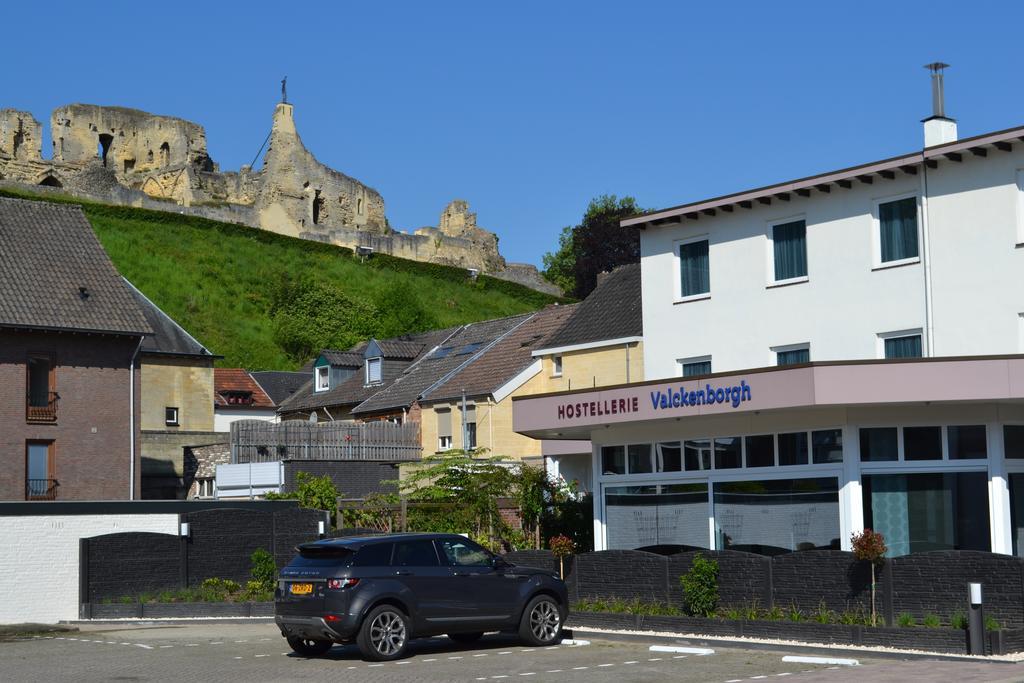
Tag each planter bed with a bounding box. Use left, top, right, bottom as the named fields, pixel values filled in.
left=568, top=610, right=1018, bottom=655
left=80, top=602, right=273, bottom=619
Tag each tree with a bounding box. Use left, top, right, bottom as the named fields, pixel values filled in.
left=269, top=275, right=381, bottom=364
left=541, top=226, right=575, bottom=294
left=541, top=195, right=645, bottom=299
left=373, top=280, right=439, bottom=338
left=266, top=471, right=341, bottom=527
left=851, top=528, right=887, bottom=626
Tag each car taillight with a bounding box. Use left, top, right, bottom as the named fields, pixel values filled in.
left=324, top=614, right=341, bottom=622
left=327, top=578, right=359, bottom=589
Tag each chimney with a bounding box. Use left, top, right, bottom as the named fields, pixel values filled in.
left=922, top=62, right=957, bottom=147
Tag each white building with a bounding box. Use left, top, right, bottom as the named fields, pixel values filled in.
left=515, top=70, right=1024, bottom=557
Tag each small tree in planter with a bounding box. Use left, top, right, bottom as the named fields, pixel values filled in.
left=850, top=529, right=887, bottom=626
left=549, top=534, right=575, bottom=579
left=680, top=552, right=719, bottom=617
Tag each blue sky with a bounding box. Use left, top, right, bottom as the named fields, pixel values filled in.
left=6, top=1, right=1024, bottom=266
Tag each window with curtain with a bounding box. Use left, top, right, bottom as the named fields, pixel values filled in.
left=772, top=220, right=807, bottom=281
left=365, top=357, right=382, bottom=384
left=606, top=483, right=710, bottom=550
left=776, top=347, right=809, bottom=366
left=681, top=359, right=711, bottom=377
left=884, top=334, right=922, bottom=359
left=879, top=197, right=919, bottom=263
left=679, top=240, right=710, bottom=297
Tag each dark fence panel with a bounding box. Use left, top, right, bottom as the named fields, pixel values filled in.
left=667, top=550, right=770, bottom=610
left=505, top=550, right=558, bottom=574
left=890, top=551, right=1024, bottom=628
left=185, top=509, right=274, bottom=585
left=272, top=507, right=327, bottom=569
left=83, top=532, right=180, bottom=602
left=772, top=550, right=871, bottom=614
left=573, top=550, right=668, bottom=603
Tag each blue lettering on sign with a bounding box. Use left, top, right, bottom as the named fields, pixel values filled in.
left=650, top=380, right=751, bottom=411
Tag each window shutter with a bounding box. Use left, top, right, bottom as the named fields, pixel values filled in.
left=464, top=404, right=476, bottom=423
left=437, top=409, right=452, bottom=438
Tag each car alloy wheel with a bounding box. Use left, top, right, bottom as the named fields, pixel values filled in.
left=529, top=600, right=561, bottom=642
left=369, top=610, right=406, bottom=657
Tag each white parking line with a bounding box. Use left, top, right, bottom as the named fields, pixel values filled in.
left=473, top=653, right=489, bottom=657
left=650, top=645, right=715, bottom=656
left=598, top=663, right=614, bottom=667
left=782, top=656, right=859, bottom=667
left=134, top=644, right=153, bottom=650
left=623, top=660, right=638, bottom=664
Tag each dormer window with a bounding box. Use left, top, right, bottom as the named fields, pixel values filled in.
left=222, top=391, right=254, bottom=405
left=315, top=365, right=330, bottom=392
left=365, top=357, right=382, bottom=385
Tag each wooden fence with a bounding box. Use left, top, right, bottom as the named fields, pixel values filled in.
left=231, top=420, right=422, bottom=463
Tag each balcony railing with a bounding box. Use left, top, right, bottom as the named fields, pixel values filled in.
left=26, top=479, right=59, bottom=500
left=231, top=419, right=422, bottom=464
left=26, top=392, right=59, bottom=422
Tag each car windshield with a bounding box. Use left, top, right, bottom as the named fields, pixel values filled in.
left=292, top=546, right=354, bottom=567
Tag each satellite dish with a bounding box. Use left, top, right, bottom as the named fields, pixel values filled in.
left=308, top=412, right=317, bottom=423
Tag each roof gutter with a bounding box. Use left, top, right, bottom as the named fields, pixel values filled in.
left=533, top=336, right=643, bottom=357
left=129, top=335, right=143, bottom=500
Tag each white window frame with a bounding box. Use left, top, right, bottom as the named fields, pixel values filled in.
left=871, top=192, right=922, bottom=269
left=164, top=406, right=179, bottom=427
left=771, top=342, right=810, bottom=367
left=876, top=328, right=925, bottom=359
left=1019, top=313, right=1024, bottom=353
left=766, top=214, right=809, bottom=287
left=673, top=235, right=712, bottom=304
left=365, top=357, right=382, bottom=385
left=1016, top=169, right=1024, bottom=246
left=677, top=355, right=712, bottom=378
left=438, top=435, right=453, bottom=451
left=551, top=355, right=563, bottom=377
left=314, top=365, right=330, bottom=393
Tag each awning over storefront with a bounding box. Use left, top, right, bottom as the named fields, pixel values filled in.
left=513, top=356, right=1024, bottom=440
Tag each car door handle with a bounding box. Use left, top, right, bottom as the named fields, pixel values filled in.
left=394, top=570, right=412, bottom=576
left=452, top=571, right=470, bottom=577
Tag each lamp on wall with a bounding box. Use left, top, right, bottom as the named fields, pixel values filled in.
left=179, top=522, right=190, bottom=538
left=318, top=520, right=326, bottom=538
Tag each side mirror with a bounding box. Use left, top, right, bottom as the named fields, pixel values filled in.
left=491, top=556, right=511, bottom=569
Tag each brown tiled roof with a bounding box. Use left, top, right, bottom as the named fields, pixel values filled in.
left=320, top=350, right=363, bottom=367
left=425, top=304, right=578, bottom=402
left=539, top=263, right=641, bottom=350
left=214, top=368, right=276, bottom=409
left=352, top=314, right=532, bottom=416
left=375, top=340, right=425, bottom=359
left=277, top=327, right=460, bottom=414
left=0, top=197, right=152, bottom=336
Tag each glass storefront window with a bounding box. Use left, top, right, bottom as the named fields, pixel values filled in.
left=777, top=432, right=808, bottom=466
left=713, top=477, right=840, bottom=555
left=628, top=444, right=653, bottom=473
left=811, top=429, right=843, bottom=464
left=903, top=426, right=942, bottom=460
left=862, top=472, right=990, bottom=557
left=601, top=446, right=625, bottom=475
left=745, top=434, right=774, bottom=467
left=1010, top=473, right=1024, bottom=557
left=860, top=427, right=898, bottom=461
left=684, top=439, right=712, bottom=471
left=605, top=483, right=709, bottom=550
left=715, top=437, right=741, bottom=469
left=657, top=442, right=682, bottom=472
left=948, top=426, right=986, bottom=460
left=1006, top=426, right=1024, bottom=459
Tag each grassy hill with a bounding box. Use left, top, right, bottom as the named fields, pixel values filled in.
left=1, top=188, right=562, bottom=369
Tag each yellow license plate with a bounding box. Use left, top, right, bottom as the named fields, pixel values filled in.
left=290, top=583, right=313, bottom=595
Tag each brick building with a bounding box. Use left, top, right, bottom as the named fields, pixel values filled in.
left=0, top=197, right=151, bottom=500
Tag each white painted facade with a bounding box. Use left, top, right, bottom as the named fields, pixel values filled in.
left=214, top=408, right=277, bottom=433
left=0, top=514, right=177, bottom=624
left=640, top=149, right=1024, bottom=380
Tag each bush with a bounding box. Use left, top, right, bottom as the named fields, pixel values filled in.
left=251, top=548, right=276, bottom=593
left=922, top=614, right=941, bottom=628
left=679, top=553, right=719, bottom=617
left=897, top=612, right=916, bottom=627
left=986, top=616, right=1002, bottom=632
left=950, top=612, right=968, bottom=630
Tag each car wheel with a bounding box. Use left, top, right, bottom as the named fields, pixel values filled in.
left=518, top=595, right=563, bottom=646
left=447, top=631, right=484, bottom=644
left=286, top=636, right=333, bottom=656
left=357, top=604, right=411, bottom=661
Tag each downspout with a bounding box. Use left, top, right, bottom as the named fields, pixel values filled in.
left=129, top=336, right=143, bottom=500
left=920, top=157, right=936, bottom=355
left=625, top=343, right=631, bottom=383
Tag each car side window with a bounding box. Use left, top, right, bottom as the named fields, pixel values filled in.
left=438, top=539, right=492, bottom=567
left=351, top=542, right=393, bottom=567
left=392, top=540, right=440, bottom=567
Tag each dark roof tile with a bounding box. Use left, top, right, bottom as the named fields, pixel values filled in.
left=539, top=263, right=641, bottom=350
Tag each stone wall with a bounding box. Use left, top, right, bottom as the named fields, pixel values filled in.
left=0, top=101, right=558, bottom=293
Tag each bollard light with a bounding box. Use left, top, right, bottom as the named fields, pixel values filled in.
left=179, top=522, right=190, bottom=538
left=318, top=520, right=326, bottom=537
left=969, top=582, right=983, bottom=606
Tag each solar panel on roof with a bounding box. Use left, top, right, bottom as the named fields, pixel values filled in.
left=457, top=342, right=482, bottom=356
left=433, top=347, right=454, bottom=358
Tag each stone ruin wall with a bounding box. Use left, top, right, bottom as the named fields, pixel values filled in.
left=0, top=102, right=559, bottom=295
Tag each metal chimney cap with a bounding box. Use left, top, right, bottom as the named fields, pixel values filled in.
left=924, top=62, right=950, bottom=73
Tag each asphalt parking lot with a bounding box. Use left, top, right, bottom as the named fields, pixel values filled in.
left=1, top=622, right=1022, bottom=682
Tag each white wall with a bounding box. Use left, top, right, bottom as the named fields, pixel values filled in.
left=215, top=462, right=283, bottom=498
left=0, top=514, right=178, bottom=624
left=214, top=408, right=277, bottom=432
left=640, top=147, right=1024, bottom=380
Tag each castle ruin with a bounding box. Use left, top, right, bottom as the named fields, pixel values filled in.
left=0, top=102, right=556, bottom=294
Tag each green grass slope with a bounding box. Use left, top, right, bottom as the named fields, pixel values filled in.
left=1, top=189, right=562, bottom=369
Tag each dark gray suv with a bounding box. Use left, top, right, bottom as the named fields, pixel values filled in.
left=274, top=533, right=568, bottom=661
